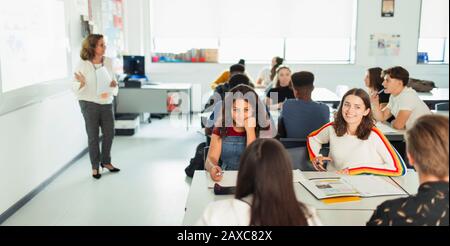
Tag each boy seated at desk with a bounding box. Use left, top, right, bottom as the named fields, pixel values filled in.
left=367, top=115, right=449, bottom=226
left=276, top=71, right=330, bottom=139
left=370, top=66, right=431, bottom=130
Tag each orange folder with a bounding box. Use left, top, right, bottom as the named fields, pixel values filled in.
left=322, top=196, right=362, bottom=204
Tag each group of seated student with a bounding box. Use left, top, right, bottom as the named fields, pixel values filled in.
left=204, top=65, right=426, bottom=176
left=199, top=63, right=447, bottom=225
left=198, top=115, right=448, bottom=226
left=265, top=65, right=295, bottom=110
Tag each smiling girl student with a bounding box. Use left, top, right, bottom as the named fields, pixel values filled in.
left=206, top=85, right=270, bottom=182
left=306, top=88, right=407, bottom=176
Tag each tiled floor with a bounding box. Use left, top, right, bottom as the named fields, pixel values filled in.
left=2, top=115, right=204, bottom=225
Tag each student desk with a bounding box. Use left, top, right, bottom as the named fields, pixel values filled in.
left=417, top=88, right=449, bottom=109
left=116, top=83, right=192, bottom=129
left=183, top=170, right=418, bottom=226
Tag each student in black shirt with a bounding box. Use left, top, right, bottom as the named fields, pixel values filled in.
left=364, top=67, right=396, bottom=123
left=367, top=115, right=449, bottom=226
left=265, top=65, right=294, bottom=110
left=364, top=67, right=389, bottom=106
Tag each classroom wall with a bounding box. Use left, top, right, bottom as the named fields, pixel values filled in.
left=124, top=0, right=449, bottom=112
left=0, top=1, right=88, bottom=216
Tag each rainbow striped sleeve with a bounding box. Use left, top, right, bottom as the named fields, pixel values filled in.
left=347, top=127, right=407, bottom=177
left=306, top=122, right=334, bottom=163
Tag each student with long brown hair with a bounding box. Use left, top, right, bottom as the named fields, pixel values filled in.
left=198, top=139, right=321, bottom=226
left=368, top=115, right=449, bottom=226
left=205, top=85, right=271, bottom=181
left=364, top=67, right=390, bottom=109
left=307, top=88, right=406, bottom=176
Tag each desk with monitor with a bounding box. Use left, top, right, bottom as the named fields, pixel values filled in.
left=116, top=83, right=193, bottom=130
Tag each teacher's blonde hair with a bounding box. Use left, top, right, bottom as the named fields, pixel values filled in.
left=80, top=34, right=104, bottom=61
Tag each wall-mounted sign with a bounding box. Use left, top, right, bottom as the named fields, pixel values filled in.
left=382, top=0, right=395, bottom=17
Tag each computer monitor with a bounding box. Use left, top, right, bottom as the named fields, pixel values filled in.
left=123, top=55, right=145, bottom=76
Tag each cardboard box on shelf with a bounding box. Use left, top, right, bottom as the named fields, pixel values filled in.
left=203, top=49, right=218, bottom=63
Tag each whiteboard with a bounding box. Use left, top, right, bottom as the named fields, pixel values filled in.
left=0, top=0, right=70, bottom=115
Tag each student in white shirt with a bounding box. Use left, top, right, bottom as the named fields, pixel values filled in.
left=72, top=34, right=120, bottom=179
left=198, top=138, right=322, bottom=226
left=307, top=88, right=407, bottom=176
left=370, top=66, right=431, bottom=130
left=255, top=56, right=283, bottom=88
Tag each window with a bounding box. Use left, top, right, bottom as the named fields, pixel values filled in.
left=151, top=0, right=357, bottom=63
left=418, top=0, right=449, bottom=64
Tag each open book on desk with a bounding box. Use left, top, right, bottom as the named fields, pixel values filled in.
left=207, top=170, right=304, bottom=188
left=298, top=173, right=407, bottom=199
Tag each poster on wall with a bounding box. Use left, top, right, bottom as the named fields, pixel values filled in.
left=381, top=0, right=395, bottom=17
left=369, top=33, right=401, bottom=56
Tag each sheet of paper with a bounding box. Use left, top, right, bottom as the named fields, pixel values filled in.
left=95, top=66, right=113, bottom=96
left=342, top=175, right=407, bottom=197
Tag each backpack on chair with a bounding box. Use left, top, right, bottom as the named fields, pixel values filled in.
left=408, top=78, right=436, bottom=92
left=185, top=142, right=207, bottom=177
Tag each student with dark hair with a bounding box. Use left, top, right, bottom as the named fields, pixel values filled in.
left=277, top=71, right=329, bottom=139
left=204, top=74, right=253, bottom=134
left=255, top=56, right=284, bottom=88
left=210, top=60, right=249, bottom=89
left=265, top=65, right=294, bottom=110
left=270, top=57, right=284, bottom=81
left=307, top=88, right=407, bottom=176
left=205, top=85, right=271, bottom=181
left=364, top=67, right=390, bottom=108
left=197, top=139, right=322, bottom=226
left=213, top=72, right=251, bottom=102
left=371, top=66, right=430, bottom=129
left=364, top=67, right=395, bottom=123
left=367, top=115, right=449, bottom=226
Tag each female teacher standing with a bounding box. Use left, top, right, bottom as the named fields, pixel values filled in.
left=72, top=34, right=120, bottom=179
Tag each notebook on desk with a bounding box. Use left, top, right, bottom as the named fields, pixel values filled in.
left=298, top=173, right=407, bottom=199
